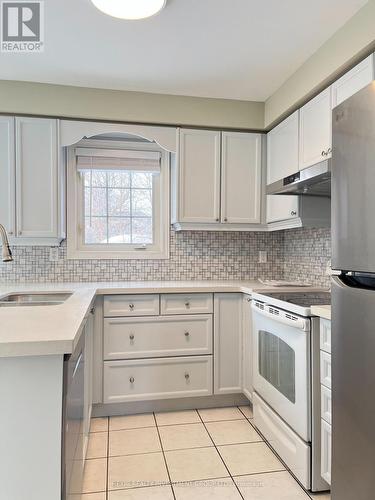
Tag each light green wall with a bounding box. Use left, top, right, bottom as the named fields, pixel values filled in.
left=265, top=0, right=375, bottom=128
left=0, top=80, right=264, bottom=130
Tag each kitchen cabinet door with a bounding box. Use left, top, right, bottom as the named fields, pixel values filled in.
left=321, top=419, right=332, bottom=485
left=267, top=111, right=299, bottom=184
left=0, top=116, right=15, bottom=236
left=332, top=54, right=374, bottom=108
left=242, top=294, right=253, bottom=400
left=221, top=132, right=261, bottom=224
left=299, top=87, right=332, bottom=169
left=176, top=129, right=221, bottom=223
left=83, top=310, right=94, bottom=458
left=266, top=195, right=299, bottom=223
left=214, top=293, right=243, bottom=394
left=15, top=117, right=59, bottom=239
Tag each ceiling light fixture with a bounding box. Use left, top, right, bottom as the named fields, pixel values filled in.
left=91, top=0, right=167, bottom=20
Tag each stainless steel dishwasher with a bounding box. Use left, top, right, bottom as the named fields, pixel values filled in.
left=62, top=331, right=86, bottom=499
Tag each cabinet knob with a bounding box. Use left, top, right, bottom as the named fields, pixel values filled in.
left=18, top=230, right=22, bottom=236
left=129, top=376, right=135, bottom=384
left=184, top=331, right=190, bottom=337
left=247, top=298, right=251, bottom=302
left=184, top=373, right=190, bottom=380
left=321, top=150, right=327, bottom=157
left=129, top=334, right=135, bottom=341
left=8, top=231, right=13, bottom=235
left=327, top=147, right=332, bottom=154
left=224, top=218, right=228, bottom=222
left=129, top=303, right=134, bottom=310
left=215, top=218, right=219, bottom=222
left=291, top=210, right=297, bottom=216
left=185, top=302, right=190, bottom=308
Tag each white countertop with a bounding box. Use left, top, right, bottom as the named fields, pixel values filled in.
left=311, top=304, right=331, bottom=320
left=0, top=280, right=325, bottom=358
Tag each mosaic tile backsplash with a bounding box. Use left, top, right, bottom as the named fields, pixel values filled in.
left=0, top=227, right=331, bottom=286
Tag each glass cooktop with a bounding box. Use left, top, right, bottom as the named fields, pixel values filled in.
left=263, top=292, right=331, bottom=307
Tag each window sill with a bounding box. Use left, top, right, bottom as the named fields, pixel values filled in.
left=66, top=247, right=170, bottom=260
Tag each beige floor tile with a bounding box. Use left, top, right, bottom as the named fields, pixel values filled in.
left=155, top=410, right=200, bottom=426
left=82, top=458, right=107, bottom=494
left=109, top=427, right=161, bottom=456
left=238, top=405, right=253, bottom=419
left=159, top=423, right=212, bottom=451
left=109, top=485, right=174, bottom=499
left=234, top=471, right=310, bottom=499
left=206, top=419, right=261, bottom=446
left=165, top=447, right=229, bottom=483
left=81, top=494, right=107, bottom=500
left=173, top=477, right=242, bottom=499
left=218, top=442, right=285, bottom=476
left=198, top=407, right=245, bottom=422
left=309, top=493, right=331, bottom=499
left=108, top=453, right=169, bottom=491
left=90, top=417, right=108, bottom=433
left=109, top=413, right=155, bottom=431
left=87, top=431, right=108, bottom=459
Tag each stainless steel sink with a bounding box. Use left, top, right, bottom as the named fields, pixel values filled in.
left=0, top=292, right=73, bottom=306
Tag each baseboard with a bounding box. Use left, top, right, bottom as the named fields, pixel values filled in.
left=92, top=393, right=251, bottom=417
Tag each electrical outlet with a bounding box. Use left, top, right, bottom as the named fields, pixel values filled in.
left=49, top=247, right=59, bottom=262
left=258, top=250, right=267, bottom=264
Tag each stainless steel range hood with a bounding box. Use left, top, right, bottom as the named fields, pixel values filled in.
left=266, top=159, right=331, bottom=197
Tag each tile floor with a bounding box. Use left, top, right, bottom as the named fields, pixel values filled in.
left=83, top=405, right=331, bottom=500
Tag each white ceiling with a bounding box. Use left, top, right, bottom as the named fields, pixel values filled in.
left=0, top=0, right=367, bottom=101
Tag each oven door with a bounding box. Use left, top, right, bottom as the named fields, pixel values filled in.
left=252, top=302, right=311, bottom=442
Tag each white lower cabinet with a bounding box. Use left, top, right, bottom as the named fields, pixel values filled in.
left=321, top=419, right=332, bottom=485
left=242, top=294, right=253, bottom=400
left=103, top=356, right=213, bottom=403
left=214, top=293, right=243, bottom=394
left=103, top=315, right=213, bottom=360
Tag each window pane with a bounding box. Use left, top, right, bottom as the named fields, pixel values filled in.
left=83, top=171, right=91, bottom=187
left=108, top=188, right=131, bottom=216
left=132, top=218, right=153, bottom=244
left=132, top=189, right=152, bottom=217
left=85, top=217, right=107, bottom=244
left=108, top=218, right=131, bottom=244
left=132, top=172, right=153, bottom=189
left=91, top=171, right=108, bottom=187
left=108, top=171, right=130, bottom=188
left=91, top=187, right=107, bottom=216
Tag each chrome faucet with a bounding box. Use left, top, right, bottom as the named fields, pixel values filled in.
left=0, top=224, right=13, bottom=262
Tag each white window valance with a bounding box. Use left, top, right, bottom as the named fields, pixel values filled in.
left=76, top=148, right=161, bottom=172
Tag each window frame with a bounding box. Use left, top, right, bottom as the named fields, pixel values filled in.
left=67, top=139, right=170, bottom=260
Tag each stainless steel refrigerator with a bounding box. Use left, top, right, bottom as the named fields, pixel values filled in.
left=332, top=81, right=375, bottom=500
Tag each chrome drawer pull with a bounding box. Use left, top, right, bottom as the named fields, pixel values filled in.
left=184, top=331, right=190, bottom=337
left=129, top=303, right=135, bottom=310
left=185, top=302, right=190, bottom=308
left=185, top=373, right=190, bottom=380
left=129, top=334, right=135, bottom=341
left=129, top=376, right=135, bottom=384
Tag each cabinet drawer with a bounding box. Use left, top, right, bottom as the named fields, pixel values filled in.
left=161, top=293, right=213, bottom=315
left=104, top=295, right=159, bottom=317
left=103, top=356, right=213, bottom=403
left=321, top=385, right=332, bottom=425
left=320, top=351, right=332, bottom=389
left=321, top=419, right=332, bottom=485
left=103, top=315, right=213, bottom=360
left=320, top=319, right=331, bottom=354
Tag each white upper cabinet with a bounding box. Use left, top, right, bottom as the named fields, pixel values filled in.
left=332, top=55, right=374, bottom=108
left=176, top=128, right=221, bottom=223
left=172, top=129, right=263, bottom=229
left=0, top=117, right=15, bottom=236
left=266, top=196, right=299, bottom=224
left=16, top=117, right=60, bottom=239
left=267, top=111, right=299, bottom=184
left=221, top=132, right=261, bottom=224
left=0, top=116, right=64, bottom=245
left=266, top=111, right=299, bottom=224
left=299, top=87, right=332, bottom=170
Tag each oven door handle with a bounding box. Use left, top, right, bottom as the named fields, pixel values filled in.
left=252, top=302, right=310, bottom=331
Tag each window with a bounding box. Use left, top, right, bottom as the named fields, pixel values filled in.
left=67, top=140, right=169, bottom=259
